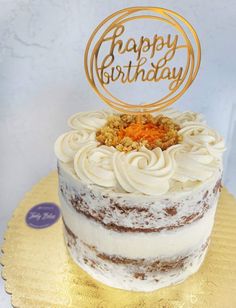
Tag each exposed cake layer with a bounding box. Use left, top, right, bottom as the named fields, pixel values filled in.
left=59, top=161, right=222, bottom=233
left=60, top=190, right=217, bottom=259
left=63, top=220, right=209, bottom=291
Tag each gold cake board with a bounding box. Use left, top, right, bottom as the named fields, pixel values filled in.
left=1, top=172, right=236, bottom=308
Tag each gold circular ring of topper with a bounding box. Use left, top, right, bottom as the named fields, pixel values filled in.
left=84, top=7, right=201, bottom=114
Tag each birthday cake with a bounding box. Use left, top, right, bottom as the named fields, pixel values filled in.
left=55, top=109, right=225, bottom=291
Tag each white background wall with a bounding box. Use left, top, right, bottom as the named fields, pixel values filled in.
left=1, top=1, right=236, bottom=306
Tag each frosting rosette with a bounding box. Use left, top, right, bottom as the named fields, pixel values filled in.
left=179, top=124, right=225, bottom=160
left=74, top=142, right=116, bottom=187
left=173, top=146, right=218, bottom=182
left=68, top=110, right=110, bottom=131
left=174, top=111, right=205, bottom=127
left=54, top=130, right=95, bottom=163
left=112, top=145, right=182, bottom=195
left=161, top=109, right=205, bottom=127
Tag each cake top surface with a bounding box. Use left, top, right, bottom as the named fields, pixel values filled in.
left=55, top=109, right=225, bottom=196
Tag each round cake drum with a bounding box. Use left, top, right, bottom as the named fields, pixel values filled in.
left=1, top=172, right=236, bottom=308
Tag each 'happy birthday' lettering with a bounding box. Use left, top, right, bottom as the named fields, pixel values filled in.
left=97, top=25, right=185, bottom=90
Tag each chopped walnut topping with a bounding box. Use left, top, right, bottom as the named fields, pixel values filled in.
left=96, top=113, right=181, bottom=152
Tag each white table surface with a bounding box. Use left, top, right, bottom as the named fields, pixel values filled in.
left=1, top=0, right=236, bottom=307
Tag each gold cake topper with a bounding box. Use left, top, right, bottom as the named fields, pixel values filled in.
left=84, top=7, right=201, bottom=114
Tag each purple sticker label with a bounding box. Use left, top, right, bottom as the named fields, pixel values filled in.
left=26, top=203, right=60, bottom=229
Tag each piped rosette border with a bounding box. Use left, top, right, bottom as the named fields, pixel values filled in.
left=54, top=110, right=225, bottom=196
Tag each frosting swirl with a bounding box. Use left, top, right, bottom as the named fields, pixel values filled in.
left=74, top=142, right=116, bottom=187
left=174, top=111, right=205, bottom=127
left=161, top=109, right=205, bottom=126
left=112, top=145, right=182, bottom=195
left=173, top=146, right=218, bottom=182
left=54, top=130, right=95, bottom=163
left=179, top=124, right=225, bottom=159
left=68, top=110, right=110, bottom=131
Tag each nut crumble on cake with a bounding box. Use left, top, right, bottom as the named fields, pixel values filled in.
left=96, top=113, right=183, bottom=152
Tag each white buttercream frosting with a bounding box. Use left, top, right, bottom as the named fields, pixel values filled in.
left=161, top=109, right=205, bottom=125
left=54, top=130, right=95, bottom=163
left=55, top=109, right=225, bottom=195
left=173, top=146, right=218, bottom=182
left=74, top=141, right=117, bottom=187
left=179, top=124, right=225, bottom=159
left=68, top=110, right=110, bottom=131
left=113, top=145, right=182, bottom=195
